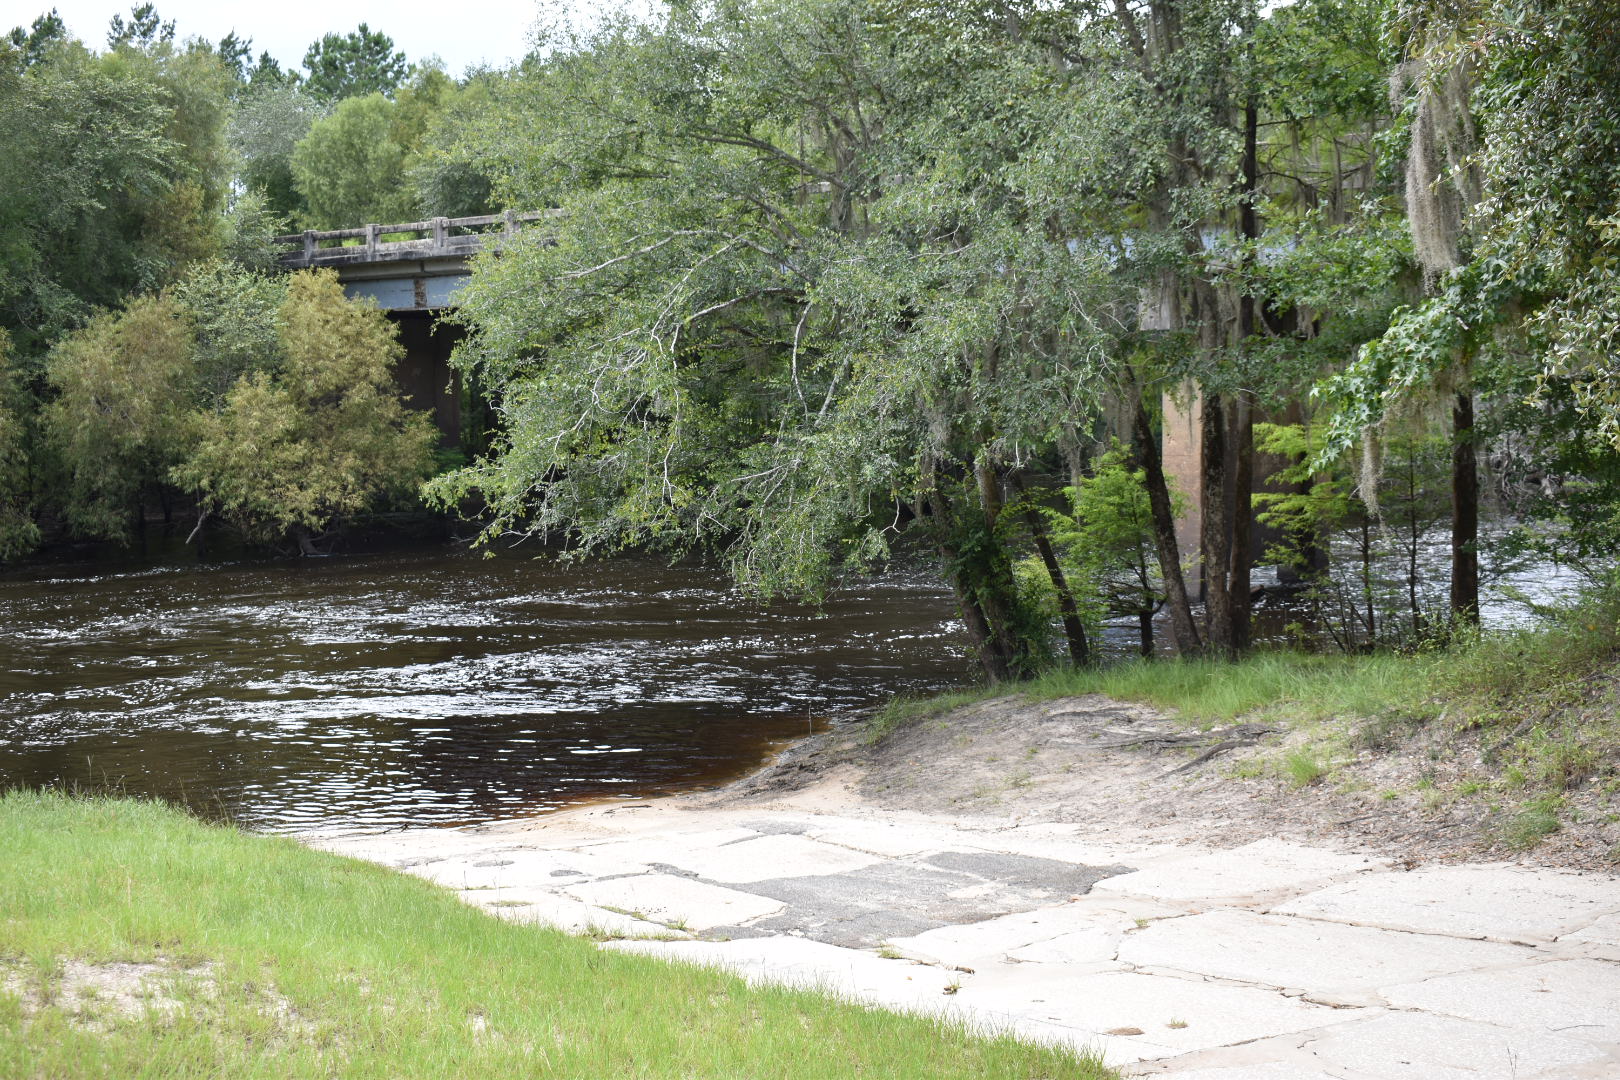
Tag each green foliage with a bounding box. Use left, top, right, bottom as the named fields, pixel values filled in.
left=0, top=331, right=40, bottom=560
left=288, top=67, right=488, bottom=227
left=43, top=295, right=195, bottom=541
left=431, top=0, right=1143, bottom=677
left=172, top=270, right=436, bottom=544
left=105, top=4, right=174, bottom=51
left=36, top=266, right=432, bottom=550
left=1283, top=748, right=1329, bottom=787
left=229, top=83, right=326, bottom=221
left=5, top=11, right=67, bottom=66
left=170, top=259, right=287, bottom=403
left=301, top=23, right=408, bottom=102
left=405, top=68, right=497, bottom=218
left=1064, top=445, right=1174, bottom=627
left=1256, top=421, right=1454, bottom=649
left=290, top=93, right=415, bottom=227
left=1503, top=795, right=1564, bottom=850
left=215, top=188, right=291, bottom=274
left=0, top=29, right=230, bottom=353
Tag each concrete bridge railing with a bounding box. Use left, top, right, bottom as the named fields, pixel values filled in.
left=273, top=211, right=553, bottom=271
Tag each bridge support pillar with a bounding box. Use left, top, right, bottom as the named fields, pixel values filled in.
left=390, top=313, right=465, bottom=448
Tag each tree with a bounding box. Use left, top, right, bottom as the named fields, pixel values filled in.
left=244, top=50, right=295, bottom=91
left=172, top=269, right=436, bottom=549
left=1064, top=447, right=1180, bottom=658
left=42, top=295, right=195, bottom=540
left=0, top=331, right=40, bottom=560
left=0, top=11, right=234, bottom=360
left=408, top=69, right=499, bottom=218
left=301, top=24, right=408, bottom=102
left=214, top=31, right=252, bottom=83
left=231, top=82, right=325, bottom=220
left=217, top=188, right=292, bottom=274
left=1320, top=0, right=1620, bottom=628
left=106, top=3, right=173, bottom=50
left=429, top=0, right=1138, bottom=680
left=290, top=92, right=415, bottom=227
left=6, top=10, right=66, bottom=67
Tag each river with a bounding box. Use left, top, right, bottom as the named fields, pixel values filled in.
left=0, top=544, right=968, bottom=834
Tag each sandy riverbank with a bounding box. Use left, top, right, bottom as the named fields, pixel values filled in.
left=668, top=690, right=1617, bottom=870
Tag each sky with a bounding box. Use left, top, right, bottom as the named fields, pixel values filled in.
left=5, top=1, right=616, bottom=77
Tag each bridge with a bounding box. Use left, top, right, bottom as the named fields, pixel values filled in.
left=273, top=212, right=549, bottom=448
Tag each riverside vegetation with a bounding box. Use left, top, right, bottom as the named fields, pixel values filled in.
left=5, top=0, right=1620, bottom=1074
left=2, top=0, right=1618, bottom=675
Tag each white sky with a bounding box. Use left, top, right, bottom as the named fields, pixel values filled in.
left=5, top=1, right=625, bottom=77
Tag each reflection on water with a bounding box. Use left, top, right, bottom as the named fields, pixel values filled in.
left=0, top=546, right=968, bottom=833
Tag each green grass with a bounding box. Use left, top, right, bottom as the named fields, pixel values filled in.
left=1504, top=795, right=1565, bottom=850
left=0, top=791, right=1114, bottom=1080
left=1282, top=749, right=1328, bottom=788
left=871, top=650, right=1431, bottom=737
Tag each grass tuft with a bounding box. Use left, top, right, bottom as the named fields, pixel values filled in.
left=1503, top=796, right=1565, bottom=850
left=1283, top=749, right=1328, bottom=788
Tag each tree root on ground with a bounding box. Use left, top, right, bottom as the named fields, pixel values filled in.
left=1092, top=723, right=1275, bottom=776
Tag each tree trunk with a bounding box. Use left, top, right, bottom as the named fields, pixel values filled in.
left=1407, top=458, right=1424, bottom=638
left=1227, top=391, right=1255, bottom=652
left=1200, top=392, right=1232, bottom=654
left=1222, top=94, right=1260, bottom=654
left=1012, top=473, right=1090, bottom=667
left=949, top=574, right=1014, bottom=683
left=1360, top=517, right=1376, bottom=646
left=1450, top=389, right=1480, bottom=625
left=131, top=491, right=146, bottom=554
left=933, top=482, right=1026, bottom=682
left=1131, top=393, right=1203, bottom=655
left=1138, top=610, right=1155, bottom=658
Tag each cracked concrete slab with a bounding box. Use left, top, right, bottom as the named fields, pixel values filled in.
left=603, top=936, right=960, bottom=1006
left=887, top=903, right=1136, bottom=969
left=718, top=849, right=1127, bottom=948
left=1275, top=865, right=1620, bottom=944
left=565, top=826, right=765, bottom=866
left=957, top=967, right=1364, bottom=1059
left=460, top=888, right=684, bottom=938
left=1118, top=909, right=1537, bottom=1006
left=1128, top=1062, right=1340, bottom=1080
left=1382, top=958, right=1620, bottom=1042
left=635, top=831, right=883, bottom=884
left=309, top=803, right=1620, bottom=1078
left=803, top=817, right=991, bottom=858
left=562, top=874, right=786, bottom=931
left=1561, top=912, right=1620, bottom=961
left=924, top=849, right=1131, bottom=894
left=1092, top=838, right=1386, bottom=904
left=1300, top=1011, right=1610, bottom=1079
left=414, top=846, right=651, bottom=890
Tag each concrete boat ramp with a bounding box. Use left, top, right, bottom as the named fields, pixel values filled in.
left=311, top=802, right=1620, bottom=1078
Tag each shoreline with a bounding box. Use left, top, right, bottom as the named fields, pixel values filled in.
left=469, top=687, right=1616, bottom=872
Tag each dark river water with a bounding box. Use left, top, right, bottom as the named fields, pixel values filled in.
left=0, top=545, right=969, bottom=833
